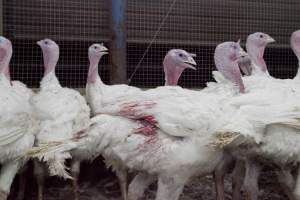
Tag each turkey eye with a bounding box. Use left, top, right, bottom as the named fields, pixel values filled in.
left=44, top=41, right=48, bottom=45
left=233, top=45, right=238, bottom=50
left=179, top=53, right=183, bottom=57
left=259, top=34, right=264, bottom=38
left=94, top=46, right=98, bottom=50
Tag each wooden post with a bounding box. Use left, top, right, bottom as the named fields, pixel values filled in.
left=109, top=0, right=127, bottom=84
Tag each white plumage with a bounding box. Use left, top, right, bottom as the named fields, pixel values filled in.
left=0, top=37, right=38, bottom=200
left=31, top=39, right=90, bottom=184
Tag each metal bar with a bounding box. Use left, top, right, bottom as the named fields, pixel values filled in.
left=109, top=0, right=127, bottom=84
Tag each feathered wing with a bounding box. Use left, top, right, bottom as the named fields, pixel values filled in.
left=215, top=97, right=300, bottom=149
left=86, top=82, right=142, bottom=115
left=0, top=81, right=39, bottom=165
left=0, top=114, right=31, bottom=146
left=31, top=86, right=90, bottom=178
left=98, top=89, right=232, bottom=138
left=0, top=85, right=32, bottom=146
left=28, top=114, right=142, bottom=177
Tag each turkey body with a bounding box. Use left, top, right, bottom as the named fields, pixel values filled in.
left=0, top=74, right=38, bottom=198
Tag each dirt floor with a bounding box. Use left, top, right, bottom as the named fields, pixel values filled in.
left=8, top=158, right=289, bottom=200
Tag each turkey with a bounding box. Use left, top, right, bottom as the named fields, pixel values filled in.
left=216, top=30, right=300, bottom=200
left=3, top=40, right=35, bottom=200
left=30, top=39, right=91, bottom=200
left=0, top=36, right=39, bottom=200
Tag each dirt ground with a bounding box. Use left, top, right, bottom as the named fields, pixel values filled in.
left=8, top=158, right=288, bottom=200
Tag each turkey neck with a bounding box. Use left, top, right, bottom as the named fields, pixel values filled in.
left=246, top=43, right=268, bottom=73
left=87, top=57, right=102, bottom=84
left=3, top=66, right=10, bottom=81
left=0, top=49, right=11, bottom=78
left=215, top=54, right=245, bottom=93
left=42, top=50, right=59, bottom=78
left=164, top=66, right=184, bottom=86
left=40, top=49, right=61, bottom=90
left=163, top=55, right=184, bottom=86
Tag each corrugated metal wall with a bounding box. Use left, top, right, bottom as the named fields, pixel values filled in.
left=3, top=0, right=300, bottom=88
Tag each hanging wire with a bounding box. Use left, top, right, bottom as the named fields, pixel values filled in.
left=127, top=0, right=178, bottom=85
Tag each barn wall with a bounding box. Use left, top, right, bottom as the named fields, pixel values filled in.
left=3, top=0, right=300, bottom=88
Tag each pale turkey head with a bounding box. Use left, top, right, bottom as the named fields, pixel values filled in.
left=88, top=43, right=108, bottom=66
left=246, top=32, right=275, bottom=73
left=37, top=39, right=59, bottom=76
left=291, top=30, right=300, bottom=60
left=0, top=36, right=12, bottom=77
left=163, top=49, right=197, bottom=86
left=214, top=41, right=248, bottom=93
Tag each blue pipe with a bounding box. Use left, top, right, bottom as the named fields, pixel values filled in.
left=111, top=0, right=126, bottom=49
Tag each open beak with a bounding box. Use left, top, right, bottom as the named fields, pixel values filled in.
left=184, top=57, right=197, bottom=70
left=100, top=46, right=109, bottom=55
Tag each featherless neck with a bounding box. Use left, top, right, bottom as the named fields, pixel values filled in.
left=87, top=63, right=103, bottom=84
left=246, top=43, right=268, bottom=73
left=0, top=59, right=9, bottom=75
left=43, top=50, right=58, bottom=77
left=3, top=66, right=10, bottom=81
left=44, top=64, right=56, bottom=77
left=215, top=56, right=245, bottom=93
left=163, top=54, right=184, bottom=86
left=164, top=66, right=184, bottom=86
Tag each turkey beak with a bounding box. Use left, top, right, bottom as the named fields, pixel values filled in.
left=267, top=36, right=275, bottom=43
left=37, top=40, right=43, bottom=47
left=184, top=56, right=197, bottom=70
left=100, top=46, right=109, bottom=55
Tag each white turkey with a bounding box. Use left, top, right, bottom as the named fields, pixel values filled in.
left=0, top=36, right=39, bottom=200
left=30, top=39, right=91, bottom=200
left=2, top=40, right=35, bottom=200
left=215, top=30, right=300, bottom=200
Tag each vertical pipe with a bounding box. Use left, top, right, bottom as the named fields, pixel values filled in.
left=109, top=0, right=127, bottom=84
